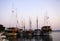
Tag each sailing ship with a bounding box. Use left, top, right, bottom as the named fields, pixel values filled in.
left=33, top=16, right=41, bottom=36
left=40, top=12, right=52, bottom=35
left=40, top=26, right=52, bottom=35
left=5, top=8, right=19, bottom=39
left=26, top=17, right=33, bottom=39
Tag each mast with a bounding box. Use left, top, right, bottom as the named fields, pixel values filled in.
left=21, top=16, right=25, bottom=30
left=21, top=16, right=23, bottom=29
left=11, top=0, right=19, bottom=28
left=36, top=16, right=38, bottom=29
left=9, top=1, right=15, bottom=27
left=12, top=0, right=14, bottom=15
left=44, top=10, right=49, bottom=26
left=23, top=18, right=25, bottom=31
left=16, top=8, right=18, bottom=28
left=29, top=17, right=31, bottom=30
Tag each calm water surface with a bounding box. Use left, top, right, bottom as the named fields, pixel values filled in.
left=52, top=32, right=60, bottom=41
left=4, top=32, right=60, bottom=41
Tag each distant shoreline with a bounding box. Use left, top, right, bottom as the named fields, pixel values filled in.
left=52, top=30, right=60, bottom=32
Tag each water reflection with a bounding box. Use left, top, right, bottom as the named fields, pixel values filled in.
left=41, top=35, right=53, bottom=41
left=34, top=36, right=41, bottom=41
left=5, top=35, right=52, bottom=41
left=18, top=38, right=25, bottom=41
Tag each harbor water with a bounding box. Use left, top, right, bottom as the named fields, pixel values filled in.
left=0, top=32, right=60, bottom=41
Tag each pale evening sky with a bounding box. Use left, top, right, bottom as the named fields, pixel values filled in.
left=0, top=0, right=60, bottom=30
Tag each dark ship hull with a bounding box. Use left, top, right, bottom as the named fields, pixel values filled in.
left=33, top=29, right=40, bottom=36
left=40, top=26, right=52, bottom=35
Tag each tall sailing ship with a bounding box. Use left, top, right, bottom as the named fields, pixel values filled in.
left=33, top=16, right=41, bottom=36
left=40, top=12, right=52, bottom=35
left=25, top=17, right=33, bottom=38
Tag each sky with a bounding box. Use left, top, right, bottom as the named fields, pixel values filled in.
left=0, top=0, right=60, bottom=30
